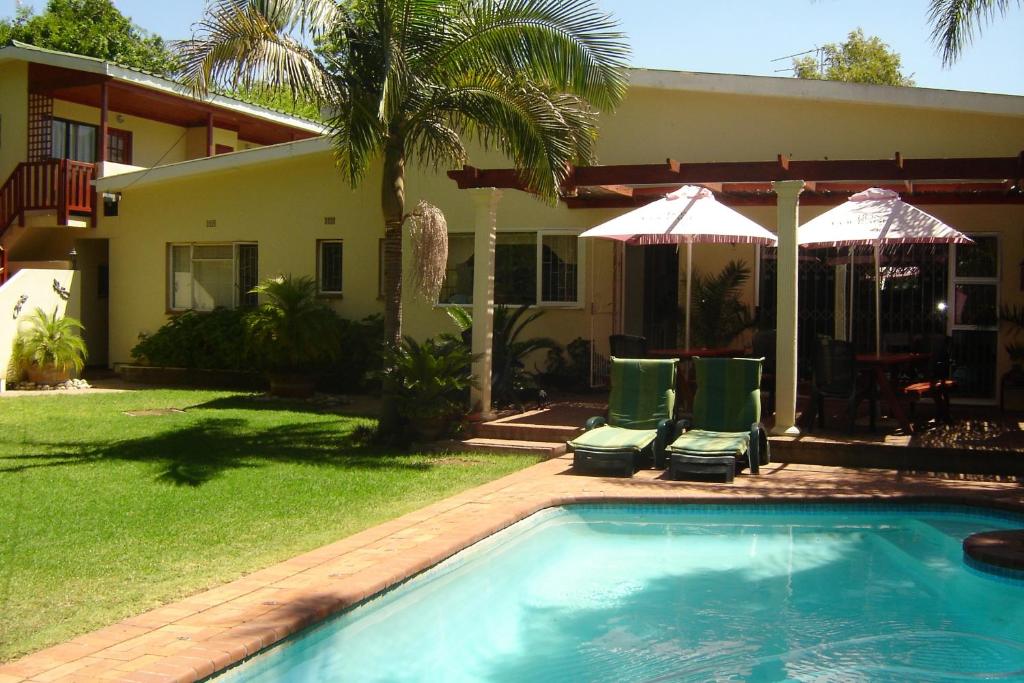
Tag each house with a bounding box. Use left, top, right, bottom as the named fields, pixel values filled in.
left=3, top=42, right=1023, bottom=429
left=0, top=41, right=324, bottom=373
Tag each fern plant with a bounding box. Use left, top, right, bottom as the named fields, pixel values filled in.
left=16, top=307, right=88, bottom=373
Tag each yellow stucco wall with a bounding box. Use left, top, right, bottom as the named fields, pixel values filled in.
left=0, top=61, right=28, bottom=183
left=0, top=269, right=80, bottom=383
left=94, top=79, right=1024, bottom=398
left=52, top=100, right=192, bottom=167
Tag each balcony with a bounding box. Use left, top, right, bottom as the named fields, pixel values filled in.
left=0, top=159, right=96, bottom=236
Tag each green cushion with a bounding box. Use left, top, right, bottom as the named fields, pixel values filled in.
left=570, top=425, right=657, bottom=452
left=692, top=357, right=762, bottom=432
left=607, top=357, right=677, bottom=430
left=668, top=429, right=750, bottom=457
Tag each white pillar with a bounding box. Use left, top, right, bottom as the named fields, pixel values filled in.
left=470, top=188, right=502, bottom=417
left=771, top=180, right=804, bottom=436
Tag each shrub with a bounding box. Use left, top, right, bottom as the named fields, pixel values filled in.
left=131, top=308, right=254, bottom=370
left=245, top=275, right=341, bottom=372
left=378, top=335, right=475, bottom=441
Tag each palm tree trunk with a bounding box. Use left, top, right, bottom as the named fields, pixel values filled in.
left=378, top=132, right=406, bottom=435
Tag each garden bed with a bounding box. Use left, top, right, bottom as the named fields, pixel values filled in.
left=118, top=364, right=267, bottom=390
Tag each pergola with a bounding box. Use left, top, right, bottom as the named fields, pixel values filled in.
left=447, top=153, right=1024, bottom=433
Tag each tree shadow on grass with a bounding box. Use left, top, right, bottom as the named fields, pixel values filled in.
left=188, top=394, right=381, bottom=419
left=0, top=417, right=431, bottom=487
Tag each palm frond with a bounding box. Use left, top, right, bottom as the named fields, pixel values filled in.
left=928, top=0, right=1020, bottom=66
left=177, top=0, right=336, bottom=101
left=435, top=0, right=629, bottom=110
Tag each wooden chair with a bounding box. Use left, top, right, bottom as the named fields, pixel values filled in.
left=902, top=334, right=956, bottom=423
left=806, top=336, right=859, bottom=431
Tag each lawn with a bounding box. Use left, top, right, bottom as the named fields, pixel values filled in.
left=0, top=389, right=539, bottom=662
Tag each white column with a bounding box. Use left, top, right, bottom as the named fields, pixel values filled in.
left=771, top=180, right=804, bottom=435
left=470, top=188, right=502, bottom=417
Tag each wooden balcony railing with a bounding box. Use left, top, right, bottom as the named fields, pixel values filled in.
left=0, top=159, right=96, bottom=236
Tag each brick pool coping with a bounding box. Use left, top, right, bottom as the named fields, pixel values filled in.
left=2, top=457, right=1023, bottom=683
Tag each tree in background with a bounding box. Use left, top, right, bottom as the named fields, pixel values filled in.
left=793, top=29, right=914, bottom=87
left=178, top=0, right=629, bottom=433
left=929, top=0, right=1021, bottom=66
left=0, top=0, right=178, bottom=75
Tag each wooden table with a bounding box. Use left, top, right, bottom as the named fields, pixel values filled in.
left=856, top=352, right=928, bottom=433
left=648, top=347, right=748, bottom=414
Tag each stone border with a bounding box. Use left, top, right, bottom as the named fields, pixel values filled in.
left=1, top=458, right=1023, bottom=683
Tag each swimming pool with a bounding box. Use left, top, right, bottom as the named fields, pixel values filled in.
left=219, top=504, right=1024, bottom=682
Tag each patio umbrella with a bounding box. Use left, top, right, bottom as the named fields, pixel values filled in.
left=798, top=187, right=972, bottom=356
left=579, top=185, right=777, bottom=349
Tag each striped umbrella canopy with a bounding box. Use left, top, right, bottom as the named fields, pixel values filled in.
left=798, top=187, right=972, bottom=355
left=580, top=185, right=777, bottom=349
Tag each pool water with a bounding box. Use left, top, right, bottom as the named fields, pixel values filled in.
left=220, top=505, right=1024, bottom=682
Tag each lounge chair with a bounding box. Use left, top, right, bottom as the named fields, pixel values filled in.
left=568, top=357, right=677, bottom=477
left=666, top=357, right=769, bottom=483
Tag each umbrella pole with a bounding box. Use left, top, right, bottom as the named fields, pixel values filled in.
left=874, top=243, right=882, bottom=357
left=685, top=242, right=692, bottom=350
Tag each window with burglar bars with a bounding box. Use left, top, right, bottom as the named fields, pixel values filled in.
left=169, top=243, right=258, bottom=311
left=318, top=240, right=344, bottom=294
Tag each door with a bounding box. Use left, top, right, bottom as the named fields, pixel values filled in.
left=643, top=245, right=679, bottom=349
left=949, top=234, right=999, bottom=402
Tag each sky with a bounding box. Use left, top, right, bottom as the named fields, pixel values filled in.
left=9, top=0, right=1024, bottom=95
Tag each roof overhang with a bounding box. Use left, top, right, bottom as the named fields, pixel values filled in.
left=1, top=42, right=326, bottom=143
left=627, top=68, right=1024, bottom=118
left=94, top=136, right=332, bottom=191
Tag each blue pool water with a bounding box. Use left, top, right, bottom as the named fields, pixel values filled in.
left=220, top=505, right=1024, bottom=682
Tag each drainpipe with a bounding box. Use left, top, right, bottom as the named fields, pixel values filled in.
left=470, top=188, right=502, bottom=419
left=771, top=180, right=804, bottom=435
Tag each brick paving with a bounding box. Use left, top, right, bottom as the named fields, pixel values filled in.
left=2, top=456, right=1022, bottom=683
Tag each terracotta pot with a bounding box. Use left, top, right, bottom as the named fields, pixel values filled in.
left=268, top=372, right=317, bottom=398
left=25, top=364, right=70, bottom=385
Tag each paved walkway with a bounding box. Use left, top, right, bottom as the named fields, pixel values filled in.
left=1, top=457, right=1022, bottom=683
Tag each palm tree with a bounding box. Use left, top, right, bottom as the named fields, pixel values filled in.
left=928, top=0, right=1021, bottom=66
left=178, top=0, right=628, bottom=429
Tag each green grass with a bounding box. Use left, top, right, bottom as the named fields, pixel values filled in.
left=0, top=390, right=538, bottom=662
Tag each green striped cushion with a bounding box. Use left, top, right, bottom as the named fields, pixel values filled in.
left=668, top=429, right=749, bottom=457
left=692, top=357, right=762, bottom=432
left=607, top=357, right=677, bottom=429
left=569, top=425, right=657, bottom=452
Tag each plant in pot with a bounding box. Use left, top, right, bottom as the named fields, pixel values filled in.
left=15, top=307, right=88, bottom=385
left=245, top=275, right=341, bottom=398
left=379, top=335, right=476, bottom=442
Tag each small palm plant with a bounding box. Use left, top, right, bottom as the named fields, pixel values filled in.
left=16, top=307, right=88, bottom=383
left=245, top=275, right=341, bottom=395
left=688, top=260, right=755, bottom=349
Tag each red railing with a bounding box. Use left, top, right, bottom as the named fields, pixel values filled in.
left=0, top=159, right=95, bottom=236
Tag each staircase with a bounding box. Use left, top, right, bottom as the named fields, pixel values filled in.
left=455, top=403, right=604, bottom=458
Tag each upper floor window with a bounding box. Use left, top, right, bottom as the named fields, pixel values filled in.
left=52, top=118, right=96, bottom=163
left=52, top=118, right=133, bottom=164
left=168, top=243, right=258, bottom=311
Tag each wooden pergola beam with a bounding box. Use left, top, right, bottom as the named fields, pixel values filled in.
left=448, top=154, right=1024, bottom=195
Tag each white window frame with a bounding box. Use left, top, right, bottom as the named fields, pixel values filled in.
left=317, top=239, right=344, bottom=295
left=436, top=230, right=585, bottom=308
left=168, top=242, right=255, bottom=311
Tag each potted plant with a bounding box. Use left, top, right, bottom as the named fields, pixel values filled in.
left=686, top=260, right=756, bottom=348
left=245, top=275, right=341, bottom=397
left=15, top=307, right=88, bottom=385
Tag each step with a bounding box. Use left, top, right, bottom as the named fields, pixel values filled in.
left=455, top=438, right=567, bottom=459
left=474, top=422, right=582, bottom=443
